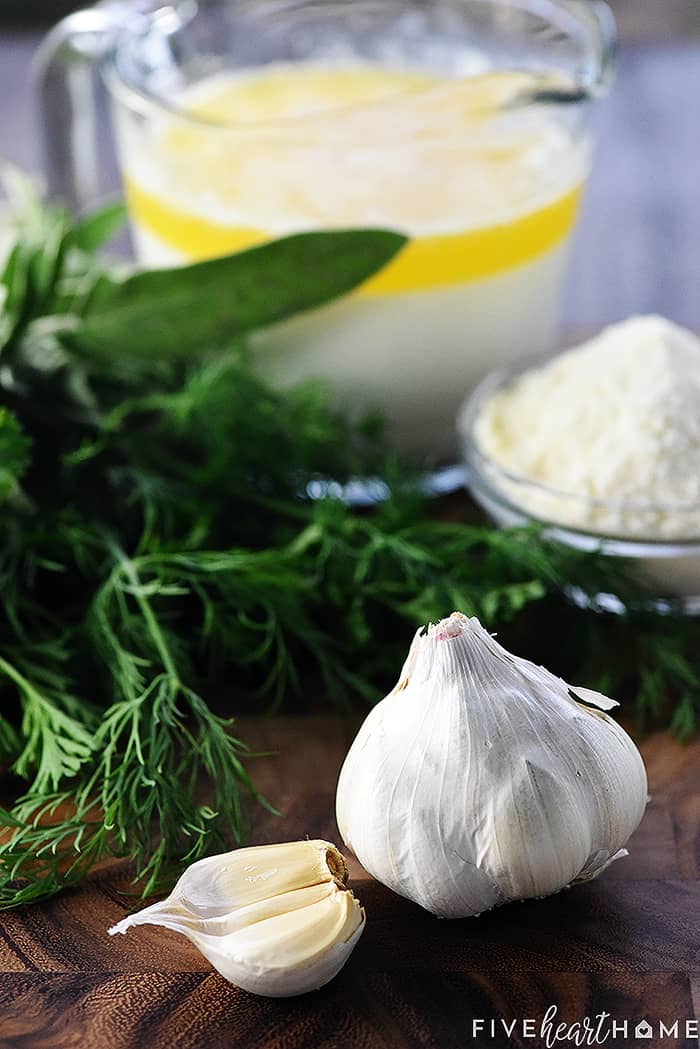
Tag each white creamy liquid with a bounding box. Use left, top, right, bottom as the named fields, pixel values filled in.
left=114, top=64, right=588, bottom=460
left=134, top=227, right=570, bottom=458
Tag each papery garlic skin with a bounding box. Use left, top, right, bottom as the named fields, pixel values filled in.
left=109, top=839, right=364, bottom=997
left=336, top=613, right=648, bottom=919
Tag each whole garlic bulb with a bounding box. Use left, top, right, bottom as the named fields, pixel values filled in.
left=336, top=613, right=648, bottom=918
left=109, top=840, right=364, bottom=997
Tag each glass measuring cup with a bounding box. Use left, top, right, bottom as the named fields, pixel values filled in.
left=35, top=0, right=615, bottom=462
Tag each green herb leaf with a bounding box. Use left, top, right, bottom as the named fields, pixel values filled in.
left=0, top=184, right=696, bottom=912
left=74, top=229, right=407, bottom=360
left=1, top=654, right=95, bottom=793
left=0, top=408, right=30, bottom=500
left=72, top=202, right=127, bottom=253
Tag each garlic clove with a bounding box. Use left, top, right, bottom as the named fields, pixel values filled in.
left=110, top=880, right=333, bottom=938
left=177, top=838, right=348, bottom=917
left=109, top=839, right=365, bottom=997
left=191, top=883, right=364, bottom=998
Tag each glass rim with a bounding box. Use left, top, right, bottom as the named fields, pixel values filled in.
left=102, top=0, right=616, bottom=132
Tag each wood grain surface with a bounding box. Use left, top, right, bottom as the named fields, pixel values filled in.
left=0, top=716, right=698, bottom=1049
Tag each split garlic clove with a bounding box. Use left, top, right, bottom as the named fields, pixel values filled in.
left=336, top=612, right=648, bottom=919
left=109, top=839, right=365, bottom=997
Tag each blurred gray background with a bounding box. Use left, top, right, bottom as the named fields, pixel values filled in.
left=1, top=0, right=699, bottom=330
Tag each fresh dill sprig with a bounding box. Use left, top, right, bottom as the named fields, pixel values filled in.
left=0, top=180, right=696, bottom=909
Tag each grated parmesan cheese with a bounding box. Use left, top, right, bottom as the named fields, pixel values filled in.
left=468, top=315, right=700, bottom=540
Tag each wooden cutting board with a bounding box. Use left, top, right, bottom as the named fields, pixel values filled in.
left=0, top=715, right=698, bottom=1049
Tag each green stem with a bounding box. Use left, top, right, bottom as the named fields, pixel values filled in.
left=111, top=545, right=179, bottom=682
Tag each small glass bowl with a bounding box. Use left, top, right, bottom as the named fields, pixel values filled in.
left=459, top=361, right=700, bottom=616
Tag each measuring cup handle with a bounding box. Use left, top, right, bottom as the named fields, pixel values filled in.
left=32, top=3, right=153, bottom=210
left=567, top=0, right=617, bottom=94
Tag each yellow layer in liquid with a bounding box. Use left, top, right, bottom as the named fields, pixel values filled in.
left=125, top=177, right=581, bottom=292
left=122, top=65, right=583, bottom=292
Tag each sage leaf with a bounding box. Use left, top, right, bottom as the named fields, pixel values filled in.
left=72, top=202, right=127, bottom=253
left=74, top=229, right=406, bottom=359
